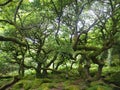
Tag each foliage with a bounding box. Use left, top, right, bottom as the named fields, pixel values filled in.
left=0, top=0, right=120, bottom=89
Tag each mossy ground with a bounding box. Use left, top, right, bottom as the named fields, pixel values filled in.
left=1, top=74, right=111, bottom=90
left=0, top=66, right=120, bottom=90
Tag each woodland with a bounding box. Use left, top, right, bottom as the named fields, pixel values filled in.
left=0, top=0, right=120, bottom=90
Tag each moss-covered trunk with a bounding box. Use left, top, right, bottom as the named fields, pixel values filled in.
left=84, top=59, right=92, bottom=81
left=95, top=64, right=104, bottom=80
left=18, top=58, right=24, bottom=77
left=36, top=62, right=42, bottom=78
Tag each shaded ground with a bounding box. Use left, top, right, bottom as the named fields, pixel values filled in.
left=1, top=67, right=120, bottom=90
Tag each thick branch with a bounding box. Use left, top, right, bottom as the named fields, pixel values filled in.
left=76, top=45, right=100, bottom=51
left=0, top=19, right=14, bottom=25
left=0, top=75, right=13, bottom=79
left=50, top=0, right=59, bottom=15
left=46, top=53, right=58, bottom=68
left=14, top=0, right=23, bottom=23
left=0, top=76, right=20, bottom=90
left=0, top=0, right=12, bottom=6
left=0, top=36, right=27, bottom=46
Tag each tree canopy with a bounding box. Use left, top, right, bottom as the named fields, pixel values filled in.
left=0, top=0, right=120, bottom=89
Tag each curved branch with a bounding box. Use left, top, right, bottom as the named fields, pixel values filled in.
left=76, top=45, right=100, bottom=51
left=14, top=0, right=23, bottom=23
left=0, top=0, right=12, bottom=6
left=0, top=76, right=20, bottom=90
left=0, top=19, right=14, bottom=25
left=0, top=36, right=27, bottom=46
left=50, top=0, right=59, bottom=15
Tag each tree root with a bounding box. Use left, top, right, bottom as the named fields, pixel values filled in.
left=0, top=76, right=20, bottom=90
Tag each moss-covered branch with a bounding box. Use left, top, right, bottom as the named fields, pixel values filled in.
left=0, top=0, right=12, bottom=6
left=76, top=45, right=101, bottom=51
left=0, top=76, right=20, bottom=90
left=0, top=19, right=14, bottom=25
left=0, top=36, right=27, bottom=46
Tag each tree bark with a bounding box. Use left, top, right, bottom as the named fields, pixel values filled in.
left=107, top=48, right=113, bottom=66
left=0, top=76, right=20, bottom=90
left=0, top=36, right=26, bottom=46
left=84, top=59, right=92, bottom=81
left=36, top=62, right=42, bottom=78
left=0, top=0, right=12, bottom=6
left=95, top=64, right=104, bottom=80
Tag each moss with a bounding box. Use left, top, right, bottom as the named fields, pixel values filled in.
left=62, top=80, right=75, bottom=88
left=64, top=85, right=80, bottom=90
left=105, top=71, right=120, bottom=86
left=23, top=74, right=35, bottom=80
left=0, top=78, right=12, bottom=87
left=41, top=78, right=52, bottom=83
left=40, top=83, right=52, bottom=90
left=48, top=83, right=58, bottom=89
left=89, top=80, right=113, bottom=90
left=87, top=85, right=112, bottom=90
left=31, top=79, right=42, bottom=89
left=90, top=80, right=106, bottom=86
left=12, top=80, right=32, bottom=90
left=12, top=78, right=43, bottom=90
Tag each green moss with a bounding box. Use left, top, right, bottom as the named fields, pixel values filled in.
left=12, top=80, right=32, bottom=90
left=40, top=83, right=52, bottom=90
left=31, top=79, right=42, bottom=89
left=12, top=78, right=42, bottom=90
left=105, top=71, right=120, bottom=86
left=90, top=80, right=106, bottom=86
left=41, top=78, right=52, bottom=83
left=23, top=74, right=35, bottom=80
left=89, top=80, right=113, bottom=90
left=63, top=80, right=71, bottom=86
left=87, top=85, right=112, bottom=90
left=0, top=78, right=12, bottom=87
left=64, top=85, right=80, bottom=90
left=48, top=83, right=58, bottom=89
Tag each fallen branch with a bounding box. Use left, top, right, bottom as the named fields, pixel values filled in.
left=110, top=83, right=120, bottom=90
left=0, top=76, right=20, bottom=90
left=0, top=75, right=13, bottom=79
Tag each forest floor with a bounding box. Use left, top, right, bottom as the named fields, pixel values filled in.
left=0, top=67, right=120, bottom=90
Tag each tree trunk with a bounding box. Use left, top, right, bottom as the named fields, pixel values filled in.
left=0, top=76, right=20, bottom=90
left=36, top=62, right=42, bottom=78
left=84, top=60, right=92, bottom=81
left=95, top=64, right=104, bottom=80
left=18, top=59, right=24, bottom=77
left=107, top=48, right=113, bottom=66
left=42, top=69, right=48, bottom=77
left=91, top=56, right=105, bottom=80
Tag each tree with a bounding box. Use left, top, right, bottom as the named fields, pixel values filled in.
left=0, top=0, right=120, bottom=81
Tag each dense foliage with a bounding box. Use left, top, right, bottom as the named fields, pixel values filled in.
left=0, top=0, right=120, bottom=89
